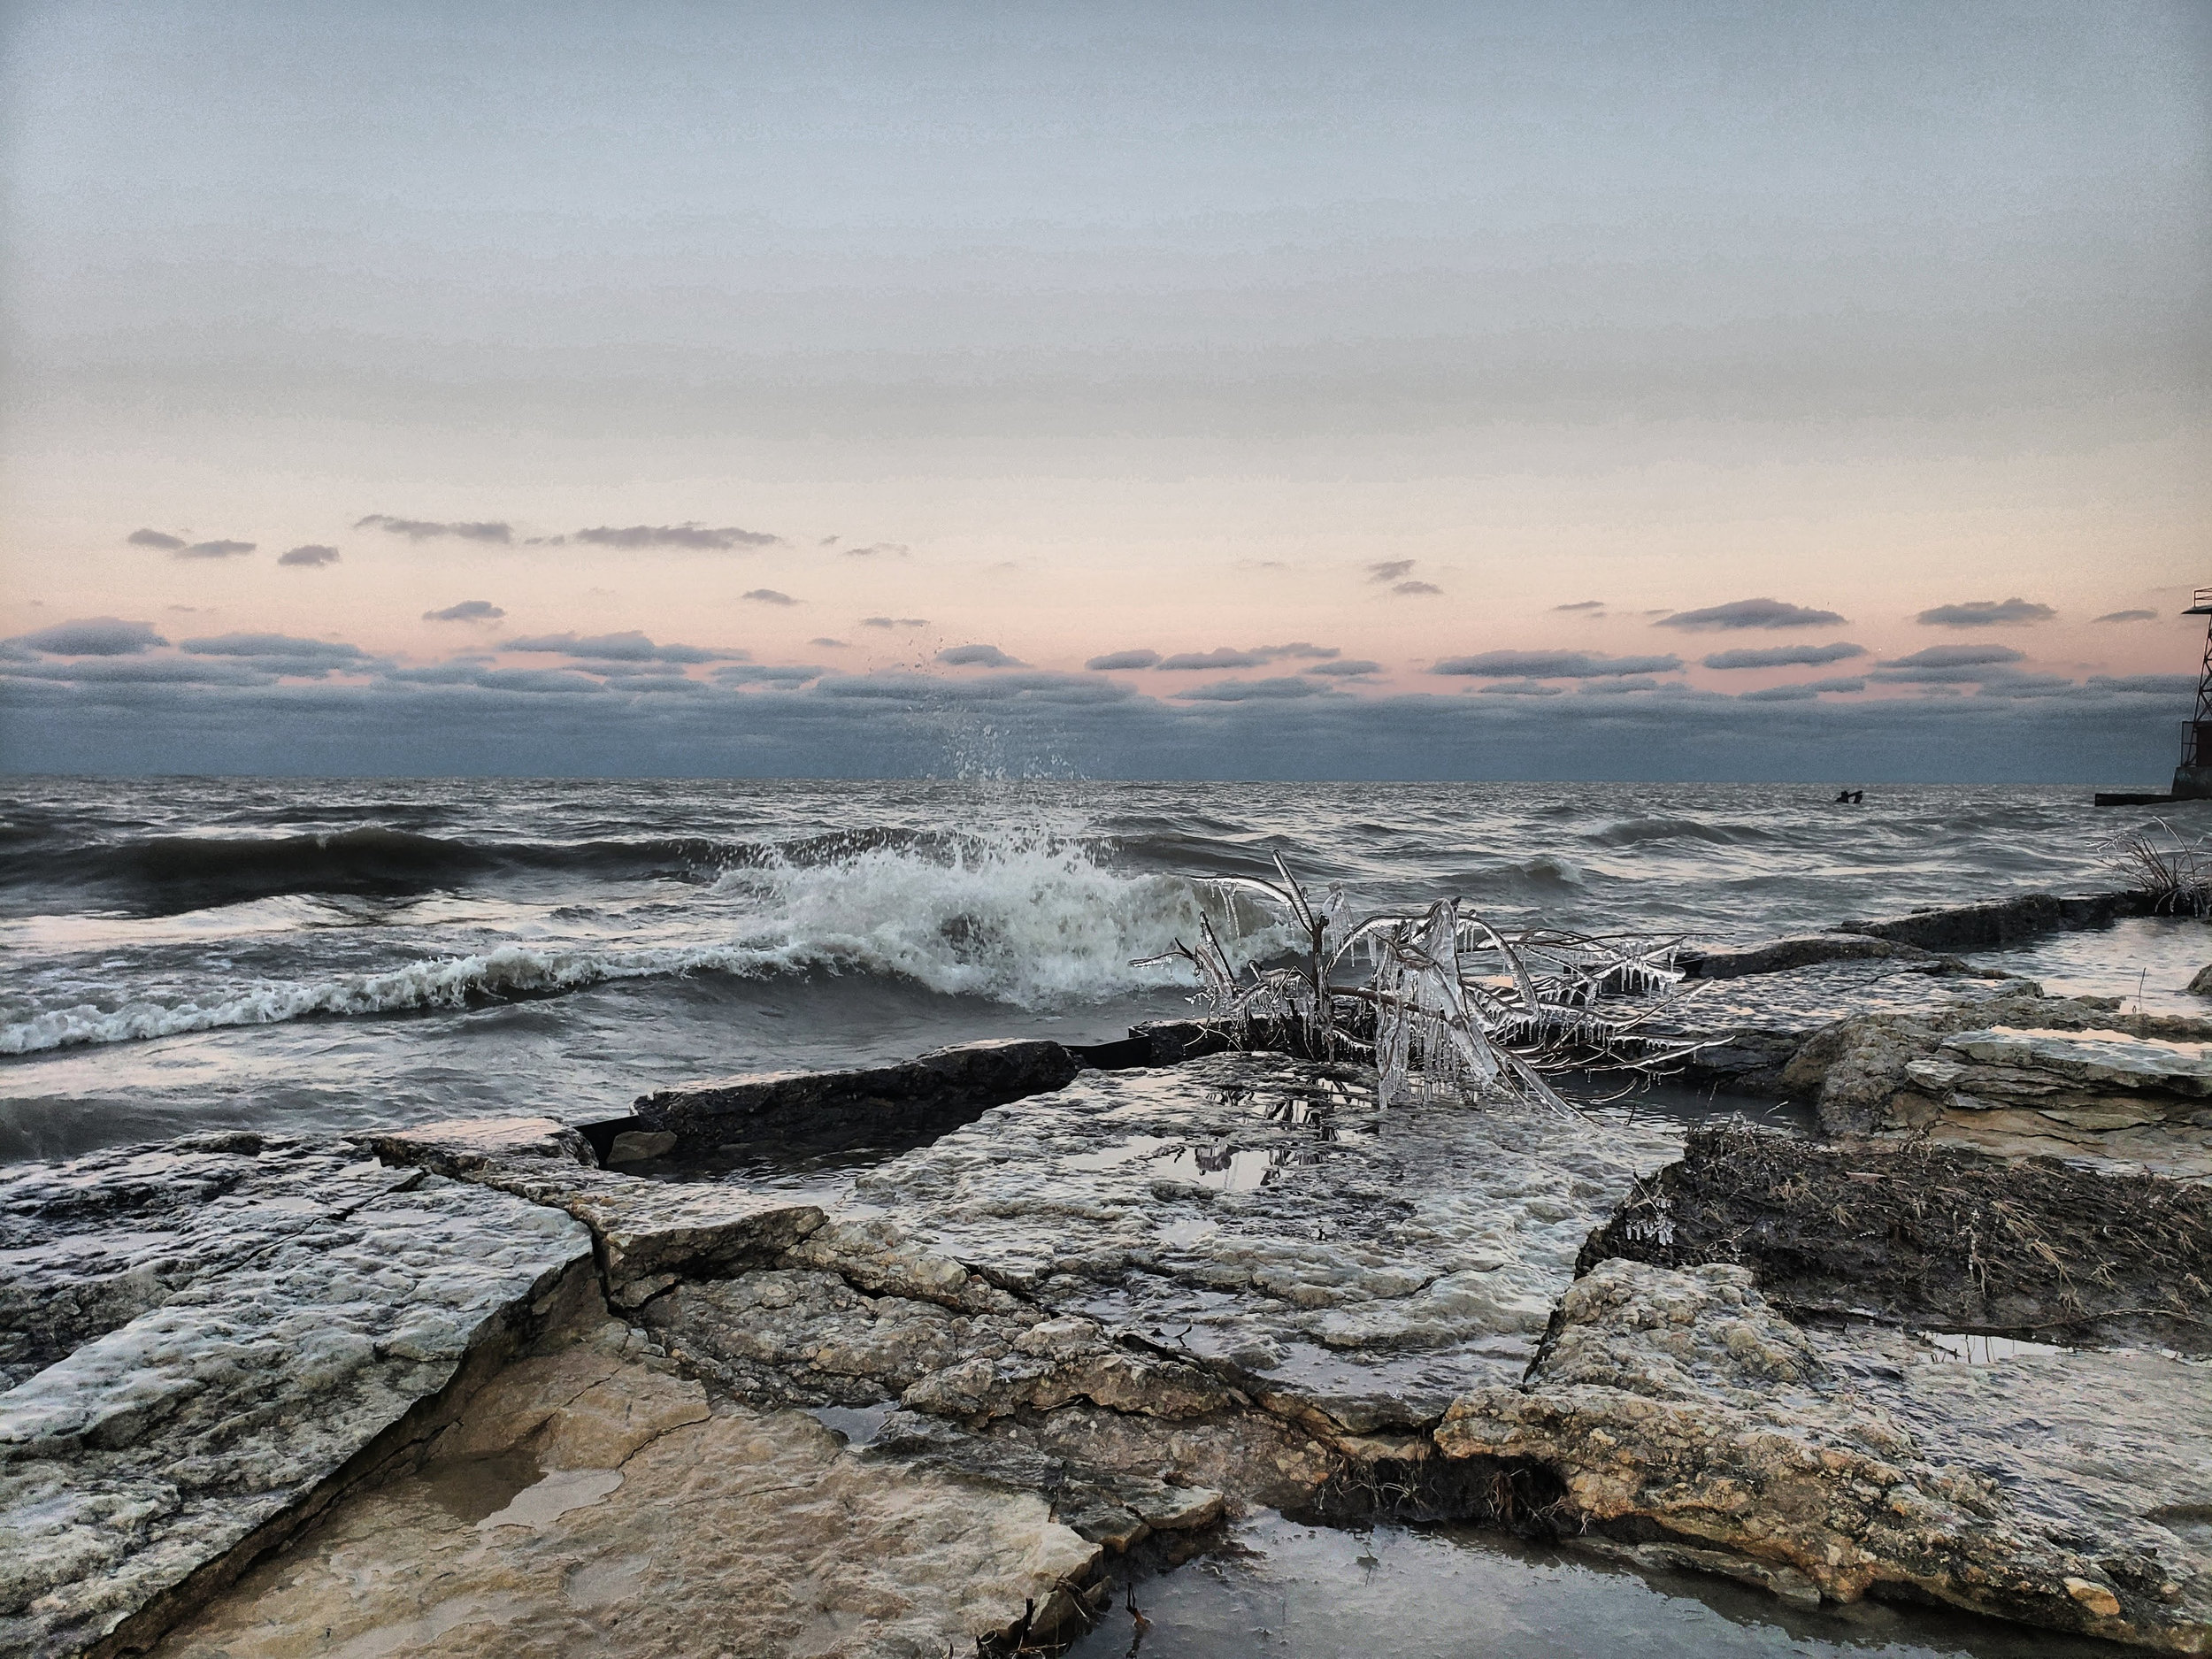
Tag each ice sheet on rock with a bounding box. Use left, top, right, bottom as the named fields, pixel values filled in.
left=0, top=1168, right=593, bottom=1658
left=0, top=1132, right=423, bottom=1391
left=849, top=1053, right=1686, bottom=1409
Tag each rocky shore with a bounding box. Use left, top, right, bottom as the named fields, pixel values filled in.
left=4, top=887, right=2210, bottom=1655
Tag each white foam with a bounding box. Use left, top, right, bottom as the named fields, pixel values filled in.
left=1, top=831, right=1285, bottom=1055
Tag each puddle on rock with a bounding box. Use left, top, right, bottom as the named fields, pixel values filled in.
left=1067, top=1512, right=2115, bottom=1659
left=475, top=1467, right=626, bottom=1532
left=420, top=1447, right=544, bottom=1525
left=803, top=1401, right=895, bottom=1448
left=1918, top=1332, right=2070, bottom=1364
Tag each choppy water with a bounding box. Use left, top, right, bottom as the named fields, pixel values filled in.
left=1, top=776, right=2197, bottom=1160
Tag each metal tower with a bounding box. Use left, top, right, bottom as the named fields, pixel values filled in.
left=2176, top=588, right=2212, bottom=799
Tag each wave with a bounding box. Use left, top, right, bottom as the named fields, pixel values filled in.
left=0, top=827, right=752, bottom=912
left=1585, top=817, right=1778, bottom=849
left=1, top=833, right=1281, bottom=1056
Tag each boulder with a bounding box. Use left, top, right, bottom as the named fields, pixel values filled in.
left=1778, top=993, right=2212, bottom=1176
left=1837, top=889, right=2147, bottom=954
left=1677, top=933, right=1946, bottom=979
left=1436, top=1258, right=2212, bottom=1651
left=634, top=1039, right=1082, bottom=1153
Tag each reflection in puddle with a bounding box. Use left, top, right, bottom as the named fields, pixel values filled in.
left=476, top=1467, right=625, bottom=1532
left=421, top=1447, right=543, bottom=1525
left=804, top=1401, right=895, bottom=1448
left=1065, top=1072, right=1384, bottom=1194
left=1065, top=1511, right=2112, bottom=1659
left=1919, top=1332, right=2068, bottom=1364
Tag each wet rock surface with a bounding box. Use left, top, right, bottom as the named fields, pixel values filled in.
left=1438, top=1257, right=2212, bottom=1650
left=153, top=1318, right=1106, bottom=1659
left=12, top=1038, right=2212, bottom=1655
left=1839, top=889, right=2150, bottom=954
left=1778, top=990, right=2212, bottom=1177
left=842, top=1053, right=1687, bottom=1411
left=0, top=1135, right=594, bottom=1658
left=634, top=1038, right=1083, bottom=1156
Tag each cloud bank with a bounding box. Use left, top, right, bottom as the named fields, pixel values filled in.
left=1656, top=598, right=1845, bottom=631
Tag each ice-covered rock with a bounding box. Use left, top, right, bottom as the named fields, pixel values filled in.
left=0, top=1138, right=594, bottom=1658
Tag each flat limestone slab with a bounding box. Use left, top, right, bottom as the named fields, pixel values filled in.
left=848, top=1053, right=1686, bottom=1417
left=0, top=1141, right=593, bottom=1658
left=365, top=1117, right=827, bottom=1304
left=151, top=1326, right=1103, bottom=1659
left=0, top=1133, right=423, bottom=1392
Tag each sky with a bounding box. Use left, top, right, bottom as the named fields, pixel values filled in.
left=2, top=0, right=2208, bottom=780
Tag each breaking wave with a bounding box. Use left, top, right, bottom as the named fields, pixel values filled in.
left=0, top=832, right=1277, bottom=1055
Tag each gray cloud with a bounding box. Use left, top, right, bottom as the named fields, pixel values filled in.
left=1737, top=678, right=1872, bottom=701
left=1701, top=641, right=1867, bottom=670
left=180, top=633, right=370, bottom=663
left=2093, top=609, right=2159, bottom=624
left=1304, top=659, right=1382, bottom=677
left=1432, top=649, right=1683, bottom=679
left=595, top=673, right=708, bottom=695
left=2087, top=674, right=2194, bottom=695
left=1477, top=680, right=1565, bottom=696
left=1878, top=644, right=2028, bottom=670
left=1366, top=560, right=1415, bottom=583
left=127, top=529, right=187, bottom=550
left=1087, top=649, right=1161, bottom=670
left=1915, top=597, right=2057, bottom=627
left=1972, top=672, right=2078, bottom=697
left=358, top=515, right=512, bottom=543
left=1871, top=645, right=2032, bottom=685
left=1576, top=676, right=1665, bottom=695
left=937, top=644, right=1026, bottom=668
left=279, top=545, right=341, bottom=567
left=1554, top=601, right=1604, bottom=612
left=1169, top=676, right=1328, bottom=702
left=861, top=617, right=928, bottom=629
left=174, top=540, right=256, bottom=560
left=1393, top=580, right=1442, bottom=596
left=710, top=664, right=828, bottom=687
left=2, top=656, right=271, bottom=685
left=742, top=588, right=798, bottom=606
left=505, top=630, right=740, bottom=664
left=1656, top=598, right=1845, bottom=631
left=1260, top=642, right=1339, bottom=660
left=1157, top=648, right=1269, bottom=671
left=572, top=524, right=779, bottom=550
left=810, top=637, right=849, bottom=649
left=382, top=662, right=602, bottom=694
left=424, top=600, right=505, bottom=622
left=814, top=670, right=1131, bottom=706
left=11, top=617, right=167, bottom=656
left=841, top=542, right=910, bottom=558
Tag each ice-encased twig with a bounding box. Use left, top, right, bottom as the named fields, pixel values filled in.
left=1136, top=860, right=1699, bottom=1112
